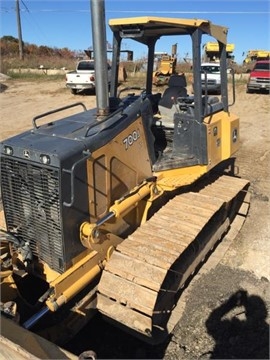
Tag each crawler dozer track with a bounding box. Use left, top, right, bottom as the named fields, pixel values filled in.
left=97, top=175, right=250, bottom=344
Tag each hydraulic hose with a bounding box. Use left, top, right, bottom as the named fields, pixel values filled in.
left=22, top=306, right=50, bottom=329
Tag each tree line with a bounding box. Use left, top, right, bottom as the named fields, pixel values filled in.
left=0, top=36, right=80, bottom=59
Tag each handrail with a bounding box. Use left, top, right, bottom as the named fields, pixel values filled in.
left=32, top=102, right=87, bottom=129
left=62, top=150, right=92, bottom=208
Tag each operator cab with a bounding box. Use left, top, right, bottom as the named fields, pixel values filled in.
left=107, top=17, right=233, bottom=171
left=158, top=73, right=188, bottom=124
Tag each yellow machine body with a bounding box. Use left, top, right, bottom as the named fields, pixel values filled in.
left=203, top=41, right=235, bottom=62
left=152, top=45, right=178, bottom=86
left=243, top=49, right=270, bottom=63
left=204, top=41, right=235, bottom=53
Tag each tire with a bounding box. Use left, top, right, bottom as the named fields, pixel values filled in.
left=71, top=89, right=77, bottom=95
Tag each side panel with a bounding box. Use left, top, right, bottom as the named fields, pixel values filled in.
left=205, top=117, right=222, bottom=166
left=221, top=112, right=240, bottom=159
left=205, top=111, right=240, bottom=169
left=87, top=116, right=153, bottom=221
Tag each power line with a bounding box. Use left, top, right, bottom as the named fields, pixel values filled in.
left=18, top=1, right=60, bottom=53
left=21, top=0, right=30, bottom=13
left=1, top=7, right=268, bottom=14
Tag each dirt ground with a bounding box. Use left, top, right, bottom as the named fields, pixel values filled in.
left=0, top=77, right=269, bottom=359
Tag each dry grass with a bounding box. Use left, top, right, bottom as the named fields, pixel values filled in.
left=1, top=55, right=77, bottom=74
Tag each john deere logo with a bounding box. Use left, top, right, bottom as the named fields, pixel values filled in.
left=23, top=150, right=30, bottom=158
left=232, top=128, right=238, bottom=143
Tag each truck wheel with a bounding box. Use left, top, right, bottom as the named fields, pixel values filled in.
left=71, top=89, right=77, bottom=95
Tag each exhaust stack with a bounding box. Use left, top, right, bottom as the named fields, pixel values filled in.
left=90, top=0, right=110, bottom=118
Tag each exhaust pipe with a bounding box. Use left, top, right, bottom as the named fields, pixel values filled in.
left=90, top=0, right=110, bottom=118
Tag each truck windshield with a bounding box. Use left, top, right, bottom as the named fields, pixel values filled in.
left=201, top=65, right=220, bottom=73
left=254, top=63, right=270, bottom=71
left=77, top=61, right=111, bottom=71
left=78, top=61, right=95, bottom=71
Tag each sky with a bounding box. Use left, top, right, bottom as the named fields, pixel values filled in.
left=0, top=0, right=270, bottom=64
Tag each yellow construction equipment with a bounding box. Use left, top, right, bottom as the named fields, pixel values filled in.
left=0, top=2, right=250, bottom=357
left=152, top=44, right=177, bottom=85
left=203, top=41, right=235, bottom=62
left=243, top=49, right=270, bottom=64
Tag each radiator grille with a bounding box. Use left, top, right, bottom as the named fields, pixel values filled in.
left=256, top=77, right=270, bottom=84
left=1, top=157, right=64, bottom=273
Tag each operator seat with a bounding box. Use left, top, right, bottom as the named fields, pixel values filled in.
left=158, top=74, right=188, bottom=127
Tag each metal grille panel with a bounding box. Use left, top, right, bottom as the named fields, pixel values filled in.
left=1, top=157, right=64, bottom=273
left=256, top=77, right=270, bottom=84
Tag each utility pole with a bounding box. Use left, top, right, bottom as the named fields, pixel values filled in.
left=16, top=0, right=24, bottom=60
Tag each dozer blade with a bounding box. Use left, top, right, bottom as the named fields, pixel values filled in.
left=97, top=175, right=250, bottom=344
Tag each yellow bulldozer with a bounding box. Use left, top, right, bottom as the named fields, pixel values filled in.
left=0, top=1, right=250, bottom=358
left=152, top=44, right=177, bottom=85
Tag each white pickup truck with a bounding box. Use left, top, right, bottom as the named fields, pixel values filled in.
left=66, top=59, right=111, bottom=94
left=200, top=62, right=221, bottom=94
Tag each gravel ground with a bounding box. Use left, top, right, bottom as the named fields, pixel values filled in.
left=0, top=79, right=269, bottom=359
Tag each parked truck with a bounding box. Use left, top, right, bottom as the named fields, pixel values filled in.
left=246, top=59, right=270, bottom=93
left=201, top=62, right=221, bottom=94
left=243, top=50, right=270, bottom=73
left=66, top=59, right=111, bottom=94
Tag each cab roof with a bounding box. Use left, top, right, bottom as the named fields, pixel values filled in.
left=109, top=16, right=228, bottom=44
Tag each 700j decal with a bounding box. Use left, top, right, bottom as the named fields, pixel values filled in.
left=123, top=130, right=140, bottom=150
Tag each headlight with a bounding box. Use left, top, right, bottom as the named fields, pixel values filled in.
left=40, top=154, right=51, bottom=164
left=3, top=146, right=14, bottom=155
